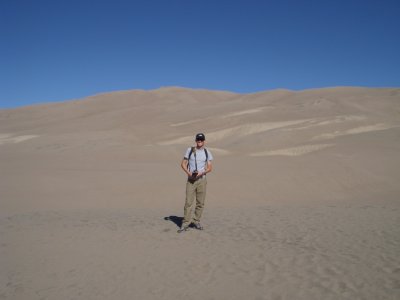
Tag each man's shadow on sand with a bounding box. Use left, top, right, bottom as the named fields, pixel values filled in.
left=164, top=216, right=183, bottom=228
left=164, top=216, right=199, bottom=229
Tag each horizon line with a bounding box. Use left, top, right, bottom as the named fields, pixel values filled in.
left=1, top=85, right=399, bottom=110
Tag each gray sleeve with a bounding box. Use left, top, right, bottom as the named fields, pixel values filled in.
left=184, top=147, right=191, bottom=159
left=208, top=150, right=213, bottom=161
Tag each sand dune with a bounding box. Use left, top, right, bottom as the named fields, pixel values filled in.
left=250, top=143, right=335, bottom=157
left=1, top=87, right=400, bottom=300
left=0, top=133, right=39, bottom=145
left=312, top=123, right=399, bottom=140
left=280, top=115, right=367, bottom=131
left=170, top=107, right=270, bottom=127
left=161, top=119, right=312, bottom=145
left=220, top=107, right=270, bottom=118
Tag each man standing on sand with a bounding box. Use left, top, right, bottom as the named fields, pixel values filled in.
left=178, top=133, right=213, bottom=233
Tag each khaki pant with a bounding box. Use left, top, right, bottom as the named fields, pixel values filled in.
left=182, top=177, right=207, bottom=228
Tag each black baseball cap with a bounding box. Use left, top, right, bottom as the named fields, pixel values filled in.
left=195, top=133, right=205, bottom=141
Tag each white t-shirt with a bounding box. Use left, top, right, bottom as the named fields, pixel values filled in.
left=184, top=147, right=213, bottom=173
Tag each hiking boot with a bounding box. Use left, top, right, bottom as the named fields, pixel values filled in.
left=193, top=222, right=204, bottom=230
left=177, top=226, right=189, bottom=233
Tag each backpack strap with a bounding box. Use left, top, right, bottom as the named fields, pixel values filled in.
left=188, top=146, right=195, bottom=160
left=187, top=147, right=196, bottom=171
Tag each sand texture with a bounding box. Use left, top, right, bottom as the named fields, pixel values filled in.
left=1, top=87, right=400, bottom=299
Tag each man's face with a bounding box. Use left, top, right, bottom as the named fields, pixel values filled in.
left=196, top=140, right=205, bottom=146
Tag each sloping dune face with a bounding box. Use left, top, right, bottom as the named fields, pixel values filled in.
left=1, top=87, right=399, bottom=157
left=0, top=86, right=399, bottom=162
left=1, top=87, right=400, bottom=300
left=1, top=86, right=399, bottom=207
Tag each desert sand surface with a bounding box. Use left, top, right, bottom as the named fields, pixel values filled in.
left=1, top=87, right=400, bottom=300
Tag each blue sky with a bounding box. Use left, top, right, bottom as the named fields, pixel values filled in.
left=1, top=0, right=399, bottom=108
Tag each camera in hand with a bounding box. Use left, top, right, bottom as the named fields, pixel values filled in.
left=191, top=171, right=198, bottom=179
